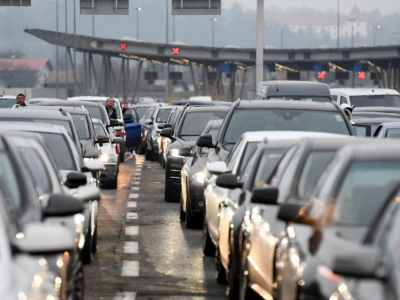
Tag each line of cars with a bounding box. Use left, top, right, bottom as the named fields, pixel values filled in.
left=0, top=96, right=141, bottom=299
left=138, top=82, right=400, bottom=300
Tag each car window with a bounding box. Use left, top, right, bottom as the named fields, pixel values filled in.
left=268, top=146, right=298, bottom=186
left=179, top=111, right=227, bottom=141
left=252, top=148, right=286, bottom=190
left=296, top=151, right=336, bottom=200
left=353, top=125, right=369, bottom=137
left=237, top=142, right=258, bottom=178
left=100, top=101, right=121, bottom=118
left=40, top=133, right=76, bottom=171
left=350, top=95, right=400, bottom=107
left=137, top=107, right=150, bottom=120
left=223, top=109, right=350, bottom=150
left=267, top=96, right=331, bottom=102
left=0, top=98, right=16, bottom=108
left=331, top=95, right=338, bottom=102
left=93, top=123, right=108, bottom=136
left=386, top=129, right=400, bottom=139
left=168, top=112, right=177, bottom=127
left=0, top=152, right=21, bottom=210
left=71, top=114, right=91, bottom=140
left=331, top=161, right=400, bottom=226
left=340, top=96, right=347, bottom=104
left=156, top=108, right=173, bottom=123
left=18, top=147, right=52, bottom=195
left=225, top=138, right=244, bottom=168
left=85, top=106, right=103, bottom=121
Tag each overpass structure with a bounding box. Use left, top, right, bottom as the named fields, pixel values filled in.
left=26, top=28, right=400, bottom=100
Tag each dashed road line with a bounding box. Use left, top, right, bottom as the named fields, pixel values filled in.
left=121, top=261, right=139, bottom=277
left=131, top=181, right=140, bottom=186
left=131, top=187, right=140, bottom=191
left=124, top=241, right=139, bottom=254
left=127, top=212, right=138, bottom=220
left=125, top=226, right=139, bottom=236
left=127, top=202, right=137, bottom=208
left=129, top=193, right=139, bottom=198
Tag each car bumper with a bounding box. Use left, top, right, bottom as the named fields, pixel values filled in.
left=188, top=179, right=205, bottom=216
left=100, top=163, right=118, bottom=182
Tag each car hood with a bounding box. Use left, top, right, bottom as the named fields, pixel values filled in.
left=167, top=139, right=196, bottom=153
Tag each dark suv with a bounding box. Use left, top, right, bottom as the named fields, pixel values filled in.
left=161, top=106, right=229, bottom=202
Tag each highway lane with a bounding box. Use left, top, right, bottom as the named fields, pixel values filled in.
left=84, top=154, right=226, bottom=300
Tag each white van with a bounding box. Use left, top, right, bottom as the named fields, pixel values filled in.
left=330, top=88, right=400, bottom=107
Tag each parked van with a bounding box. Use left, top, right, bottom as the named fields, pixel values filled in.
left=330, top=88, right=400, bottom=107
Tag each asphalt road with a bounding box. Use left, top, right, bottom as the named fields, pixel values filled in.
left=84, top=154, right=226, bottom=300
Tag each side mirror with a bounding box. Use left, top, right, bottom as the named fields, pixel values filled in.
left=145, top=118, right=153, bottom=126
left=43, top=194, right=84, bottom=217
left=197, top=134, right=215, bottom=148
left=64, top=172, right=87, bottom=188
left=112, top=137, right=123, bottom=144
left=277, top=203, right=314, bottom=225
left=160, top=128, right=172, bottom=138
left=178, top=147, right=193, bottom=157
left=251, top=186, right=279, bottom=205
left=84, top=159, right=105, bottom=172
left=208, top=161, right=229, bottom=175
left=96, top=134, right=109, bottom=144
left=163, top=123, right=172, bottom=129
left=158, top=123, right=165, bottom=130
left=84, top=148, right=102, bottom=159
left=109, top=118, right=120, bottom=126
left=13, top=223, right=75, bottom=254
left=75, top=185, right=101, bottom=202
left=216, top=173, right=243, bottom=190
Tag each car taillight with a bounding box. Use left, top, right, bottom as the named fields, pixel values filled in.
left=116, top=144, right=120, bottom=154
left=116, top=130, right=125, bottom=136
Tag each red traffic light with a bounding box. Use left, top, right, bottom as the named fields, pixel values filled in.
left=317, top=71, right=326, bottom=79
left=120, top=43, right=127, bottom=50
left=172, top=47, right=180, bottom=55
left=358, top=71, right=366, bottom=80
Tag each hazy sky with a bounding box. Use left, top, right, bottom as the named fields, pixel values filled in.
left=223, top=0, right=400, bottom=14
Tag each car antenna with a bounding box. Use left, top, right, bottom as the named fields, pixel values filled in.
left=276, top=81, right=279, bottom=92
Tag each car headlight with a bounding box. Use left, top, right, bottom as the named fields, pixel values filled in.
left=170, top=149, right=181, bottom=157
left=100, top=154, right=112, bottom=162
left=192, top=172, right=205, bottom=184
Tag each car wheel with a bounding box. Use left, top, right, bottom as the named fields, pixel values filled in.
left=238, top=242, right=253, bottom=300
left=158, top=153, right=163, bottom=165
left=203, top=217, right=216, bottom=256
left=92, top=224, right=98, bottom=254
left=145, top=148, right=152, bottom=160
left=185, top=194, right=200, bottom=229
left=162, top=157, right=166, bottom=169
left=227, top=234, right=239, bottom=300
left=119, top=143, right=126, bottom=163
left=68, top=253, right=84, bottom=300
left=109, top=173, right=118, bottom=189
left=82, top=222, right=93, bottom=265
left=215, top=246, right=227, bottom=284
left=164, top=170, right=174, bottom=202
left=179, top=193, right=186, bottom=221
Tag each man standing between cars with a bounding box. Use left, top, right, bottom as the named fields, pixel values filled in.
left=16, top=94, right=27, bottom=107
left=106, top=97, right=118, bottom=120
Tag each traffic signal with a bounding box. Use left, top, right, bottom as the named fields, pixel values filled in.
left=120, top=43, right=127, bottom=50
left=358, top=71, right=366, bottom=80
left=317, top=71, right=326, bottom=80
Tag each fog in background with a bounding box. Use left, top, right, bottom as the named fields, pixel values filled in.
left=0, top=0, right=399, bottom=65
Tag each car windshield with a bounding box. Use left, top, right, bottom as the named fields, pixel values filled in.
left=179, top=111, right=227, bottom=141
left=237, top=142, right=258, bottom=177
left=85, top=106, right=103, bottom=120
left=71, top=114, right=91, bottom=140
left=267, top=96, right=331, bottom=102
left=137, top=107, right=150, bottom=120
left=156, top=108, right=173, bottom=123
left=40, top=133, right=76, bottom=171
left=0, top=98, right=16, bottom=108
left=0, top=152, right=21, bottom=210
left=297, top=151, right=336, bottom=200
left=94, top=122, right=108, bottom=136
left=386, top=129, right=400, bottom=139
left=332, top=161, right=400, bottom=226
left=223, top=109, right=350, bottom=150
left=350, top=95, right=400, bottom=107
left=253, top=149, right=286, bottom=187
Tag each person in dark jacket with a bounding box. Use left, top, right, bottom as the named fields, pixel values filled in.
left=106, top=97, right=118, bottom=120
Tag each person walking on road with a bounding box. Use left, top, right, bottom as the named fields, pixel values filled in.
left=106, top=97, right=118, bottom=120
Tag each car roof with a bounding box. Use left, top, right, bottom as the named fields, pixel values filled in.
left=260, top=80, right=331, bottom=97
left=68, top=96, right=120, bottom=102
left=379, top=122, right=400, bottom=129
left=241, top=131, right=345, bottom=143
left=0, top=108, right=71, bottom=119
left=353, top=107, right=400, bottom=113
left=340, top=142, right=400, bottom=160
left=236, top=100, right=339, bottom=111
left=39, top=100, right=102, bottom=107
left=185, top=106, right=230, bottom=113
left=0, top=122, right=67, bottom=134
left=28, top=98, right=65, bottom=102
left=330, top=88, right=400, bottom=96
left=171, top=100, right=228, bottom=106
left=353, top=117, right=400, bottom=124
left=28, top=106, right=90, bottom=116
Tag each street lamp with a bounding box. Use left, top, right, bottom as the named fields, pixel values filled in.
left=347, top=18, right=358, bottom=48
left=281, top=28, right=286, bottom=49
left=136, top=7, right=142, bottom=40
left=210, top=18, right=217, bottom=47
left=370, top=25, right=382, bottom=47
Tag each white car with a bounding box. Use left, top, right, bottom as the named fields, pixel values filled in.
left=330, top=88, right=400, bottom=107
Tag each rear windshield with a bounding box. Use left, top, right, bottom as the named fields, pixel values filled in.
left=350, top=95, right=400, bottom=107
left=0, top=98, right=16, bottom=108
left=71, top=114, right=91, bottom=140
left=40, top=133, right=76, bottom=171
left=267, top=96, right=331, bottom=102
left=156, top=108, right=173, bottom=123
left=223, top=109, right=350, bottom=150
left=179, top=111, right=227, bottom=141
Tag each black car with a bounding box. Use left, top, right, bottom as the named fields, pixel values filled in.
left=201, top=100, right=355, bottom=183
left=180, top=119, right=223, bottom=228
left=275, top=142, right=400, bottom=300
left=159, top=106, right=183, bottom=167
left=161, top=106, right=229, bottom=202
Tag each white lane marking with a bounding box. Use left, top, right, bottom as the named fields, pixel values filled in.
left=134, top=172, right=141, bottom=176
left=113, top=292, right=137, bottom=300
left=131, top=187, right=140, bottom=191
left=127, top=202, right=137, bottom=208
left=132, top=181, right=140, bottom=186
left=121, top=261, right=139, bottom=277
left=126, top=226, right=139, bottom=236
left=133, top=177, right=141, bottom=181
left=129, top=193, right=139, bottom=199
left=127, top=212, right=138, bottom=220
left=124, top=241, right=139, bottom=254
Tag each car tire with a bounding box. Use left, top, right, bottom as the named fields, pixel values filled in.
left=227, top=234, right=239, bottom=300
left=109, top=173, right=118, bottom=189
left=82, top=222, right=93, bottom=265
left=145, top=148, right=152, bottom=160
left=158, top=153, right=163, bottom=165
left=179, top=193, right=185, bottom=222
left=164, top=171, right=174, bottom=202
left=69, top=252, right=84, bottom=300
left=185, top=194, right=200, bottom=229
left=203, top=217, right=216, bottom=256
left=92, top=225, right=98, bottom=254
left=215, top=246, right=228, bottom=284
left=238, top=242, right=253, bottom=300
left=119, top=143, right=126, bottom=163
left=162, top=157, right=166, bottom=169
